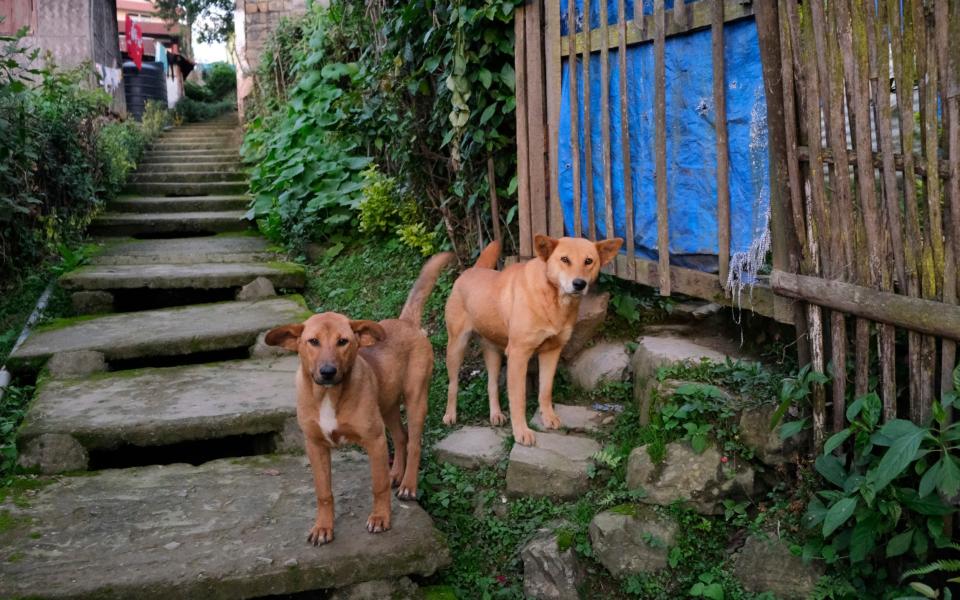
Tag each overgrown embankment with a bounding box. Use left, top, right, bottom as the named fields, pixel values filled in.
left=241, top=0, right=520, bottom=259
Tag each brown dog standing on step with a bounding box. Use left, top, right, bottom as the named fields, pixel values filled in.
left=442, top=235, right=622, bottom=446
left=265, top=252, right=453, bottom=545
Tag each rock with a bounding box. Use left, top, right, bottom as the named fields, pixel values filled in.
left=732, top=535, right=823, bottom=599
left=250, top=330, right=295, bottom=358
left=236, top=276, right=277, bottom=300
left=18, top=356, right=299, bottom=455
left=567, top=341, right=630, bottom=391
left=45, top=350, right=107, bottom=378
left=7, top=296, right=312, bottom=372
left=738, top=404, right=798, bottom=466
left=589, top=506, right=677, bottom=576
left=71, top=291, right=114, bottom=315
left=631, top=335, right=734, bottom=425
left=521, top=529, right=585, bottom=600
left=562, top=292, right=609, bottom=359
left=329, top=577, right=420, bottom=600
left=16, top=434, right=89, bottom=474
left=531, top=403, right=613, bottom=433
left=671, top=301, right=722, bottom=320
left=434, top=426, right=508, bottom=469
left=0, top=454, right=450, bottom=598
left=506, top=432, right=599, bottom=499
left=626, top=442, right=754, bottom=515
left=274, top=416, right=305, bottom=453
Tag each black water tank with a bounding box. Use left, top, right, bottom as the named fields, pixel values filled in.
left=123, top=60, right=167, bottom=120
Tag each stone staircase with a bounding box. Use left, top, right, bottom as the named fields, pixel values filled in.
left=0, top=115, right=449, bottom=598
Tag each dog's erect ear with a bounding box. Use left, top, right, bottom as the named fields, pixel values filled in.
left=350, top=320, right=387, bottom=347
left=534, top=234, right=559, bottom=262
left=264, top=323, right=304, bottom=351
left=595, top=238, right=624, bottom=266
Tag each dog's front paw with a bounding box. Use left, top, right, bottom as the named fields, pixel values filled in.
left=396, top=485, right=418, bottom=501
left=514, top=426, right=536, bottom=446
left=489, top=411, right=508, bottom=426
left=307, top=522, right=334, bottom=546
left=442, top=410, right=457, bottom=426
left=366, top=512, right=391, bottom=533
left=540, top=410, right=562, bottom=429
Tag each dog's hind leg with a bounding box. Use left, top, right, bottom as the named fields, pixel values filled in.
left=481, top=340, right=507, bottom=426
left=443, top=303, right=471, bottom=426
left=536, top=346, right=563, bottom=429
left=398, top=375, right=429, bottom=500
left=383, top=404, right=407, bottom=488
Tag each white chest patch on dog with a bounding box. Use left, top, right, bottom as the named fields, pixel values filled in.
left=317, top=393, right=338, bottom=445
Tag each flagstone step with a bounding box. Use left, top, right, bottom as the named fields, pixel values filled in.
left=6, top=296, right=312, bottom=372
left=143, top=150, right=240, bottom=161
left=151, top=141, right=241, bottom=151
left=0, top=454, right=450, bottom=599
left=19, top=356, right=299, bottom=459
left=59, top=261, right=306, bottom=291
left=110, top=195, right=249, bottom=213
left=88, top=235, right=277, bottom=265
left=131, top=171, right=247, bottom=183
left=89, top=210, right=249, bottom=236
left=124, top=180, right=248, bottom=195
left=136, top=161, right=242, bottom=172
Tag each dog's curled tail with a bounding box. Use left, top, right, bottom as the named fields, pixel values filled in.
left=399, top=252, right=457, bottom=325
left=474, top=241, right=501, bottom=269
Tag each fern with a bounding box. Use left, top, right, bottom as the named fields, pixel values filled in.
left=900, top=559, right=960, bottom=581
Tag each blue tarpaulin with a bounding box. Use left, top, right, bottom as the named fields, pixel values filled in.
left=557, top=0, right=770, bottom=275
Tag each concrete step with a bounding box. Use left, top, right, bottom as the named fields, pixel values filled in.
left=136, top=161, right=241, bottom=172
left=88, top=235, right=277, bottom=265
left=59, top=261, right=306, bottom=291
left=151, top=142, right=240, bottom=152
left=19, top=356, right=299, bottom=461
left=6, top=296, right=312, bottom=372
left=143, top=149, right=240, bottom=159
left=123, top=181, right=248, bottom=196
left=0, top=454, right=449, bottom=599
left=110, top=195, right=249, bottom=213
left=89, top=210, right=250, bottom=236
left=131, top=171, right=247, bottom=184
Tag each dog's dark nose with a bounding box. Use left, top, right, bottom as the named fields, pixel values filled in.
left=572, top=278, right=587, bottom=291
left=319, top=365, right=337, bottom=380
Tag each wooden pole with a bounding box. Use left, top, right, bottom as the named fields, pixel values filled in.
left=654, top=0, right=670, bottom=295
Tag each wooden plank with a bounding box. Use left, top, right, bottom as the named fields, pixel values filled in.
left=581, top=0, right=596, bottom=240
left=567, top=0, right=582, bottom=237
left=526, top=0, right=549, bottom=244
left=617, top=0, right=635, bottom=278
left=487, top=157, right=502, bottom=244
left=918, top=1, right=945, bottom=292
left=599, top=0, right=614, bottom=255
left=654, top=0, right=670, bottom=295
left=545, top=0, right=564, bottom=238
left=713, top=0, right=730, bottom=287
left=794, top=147, right=952, bottom=180
left=939, top=0, right=959, bottom=418
left=560, top=0, right=754, bottom=56
left=771, top=270, right=960, bottom=342
left=515, top=6, right=532, bottom=257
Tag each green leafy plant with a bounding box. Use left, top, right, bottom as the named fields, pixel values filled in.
left=358, top=166, right=438, bottom=255
left=689, top=572, right=725, bottom=600
left=771, top=364, right=831, bottom=438
left=800, top=389, right=958, bottom=588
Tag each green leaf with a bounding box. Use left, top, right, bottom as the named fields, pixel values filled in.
left=477, top=67, right=492, bottom=89
left=703, top=583, right=724, bottom=600
left=823, top=429, right=852, bottom=454
left=779, top=419, right=807, bottom=441
left=850, top=519, right=876, bottom=563
left=822, top=497, right=857, bottom=537
left=918, top=458, right=942, bottom=498
left=909, top=582, right=938, bottom=598
left=815, top=454, right=847, bottom=488
left=479, top=103, right=497, bottom=125
left=867, top=420, right=927, bottom=492
left=938, top=454, right=960, bottom=498
left=885, top=529, right=913, bottom=557
left=690, top=434, right=708, bottom=455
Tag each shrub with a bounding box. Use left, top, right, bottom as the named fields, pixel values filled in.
left=183, top=80, right=212, bottom=102
left=203, top=62, right=236, bottom=100
left=174, top=96, right=234, bottom=122
left=358, top=166, right=438, bottom=256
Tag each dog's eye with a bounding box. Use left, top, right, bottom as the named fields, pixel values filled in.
left=584, top=257, right=594, bottom=266
left=307, top=338, right=320, bottom=347
left=560, top=256, right=571, bottom=265
left=337, top=338, right=349, bottom=347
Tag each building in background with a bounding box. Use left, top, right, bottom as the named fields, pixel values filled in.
left=117, top=0, right=194, bottom=109
left=1, top=0, right=126, bottom=114
left=233, top=0, right=311, bottom=116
